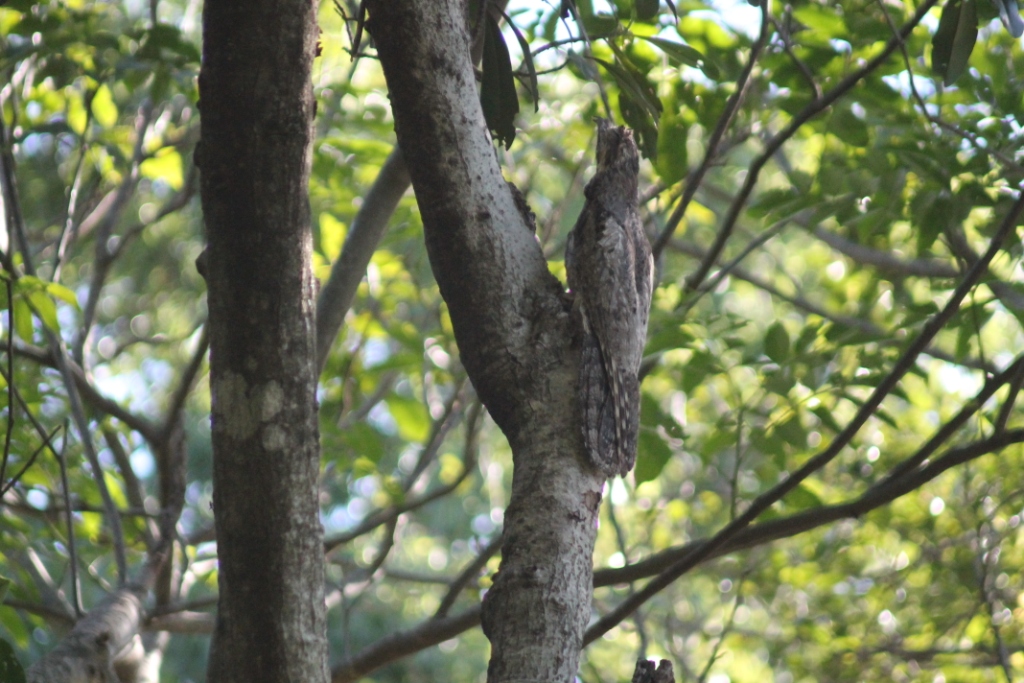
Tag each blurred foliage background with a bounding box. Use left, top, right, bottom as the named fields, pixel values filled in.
left=3, top=0, right=1024, bottom=681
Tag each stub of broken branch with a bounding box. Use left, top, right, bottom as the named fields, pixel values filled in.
left=631, top=658, right=675, bottom=683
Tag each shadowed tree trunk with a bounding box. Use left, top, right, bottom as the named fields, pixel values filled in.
left=199, top=0, right=328, bottom=681
left=364, top=1, right=607, bottom=680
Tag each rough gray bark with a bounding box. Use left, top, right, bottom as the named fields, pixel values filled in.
left=199, top=0, right=328, bottom=682
left=364, top=1, right=605, bottom=680
left=26, top=588, right=144, bottom=683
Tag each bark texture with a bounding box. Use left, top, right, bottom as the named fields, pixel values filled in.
left=199, top=1, right=328, bottom=682
left=26, top=588, right=144, bottom=683
left=364, top=2, right=605, bottom=681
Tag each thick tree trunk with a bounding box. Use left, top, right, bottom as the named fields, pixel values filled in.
left=199, top=1, right=328, bottom=682
left=364, top=1, right=605, bottom=680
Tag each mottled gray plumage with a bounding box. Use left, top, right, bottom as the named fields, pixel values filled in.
left=565, top=120, right=654, bottom=478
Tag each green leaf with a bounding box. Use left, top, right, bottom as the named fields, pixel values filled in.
left=597, top=49, right=662, bottom=123
left=0, top=575, right=9, bottom=603
left=635, top=428, right=673, bottom=484
left=140, top=149, right=184, bottom=191
left=636, top=35, right=705, bottom=70
left=27, top=291, right=58, bottom=332
left=681, top=349, right=719, bottom=393
left=386, top=395, right=430, bottom=443
left=655, top=111, right=688, bottom=183
left=342, top=423, right=385, bottom=465
left=645, top=325, right=694, bottom=355
left=811, top=405, right=843, bottom=434
left=619, top=91, right=659, bottom=160
left=784, top=483, right=823, bottom=511
left=829, top=107, right=869, bottom=148
left=45, top=282, right=80, bottom=309
left=91, top=83, right=118, bottom=128
left=792, top=5, right=847, bottom=37
left=481, top=14, right=519, bottom=150
left=764, top=322, right=790, bottom=363
left=932, top=0, right=978, bottom=86
left=0, top=638, right=25, bottom=683
left=503, top=11, right=539, bottom=112
left=12, top=298, right=32, bottom=343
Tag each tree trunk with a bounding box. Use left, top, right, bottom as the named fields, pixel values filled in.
left=199, top=1, right=327, bottom=681
left=364, top=1, right=605, bottom=680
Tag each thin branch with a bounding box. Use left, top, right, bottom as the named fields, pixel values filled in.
left=55, top=424, right=83, bottom=617
left=0, top=425, right=59, bottom=498
left=878, top=0, right=1024, bottom=177
left=325, top=408, right=480, bottom=553
left=75, top=99, right=155, bottom=363
left=14, top=342, right=162, bottom=442
left=593, top=430, right=1024, bottom=591
left=651, top=0, right=770, bottom=260
left=435, top=534, right=501, bottom=618
left=330, top=607, right=481, bottom=683
left=53, top=109, right=93, bottom=283
left=682, top=0, right=942, bottom=292
left=665, top=238, right=994, bottom=372
left=0, top=98, right=31, bottom=270
left=2, top=278, right=15, bottom=485
left=327, top=420, right=1024, bottom=680
left=316, top=147, right=411, bottom=371
left=811, top=226, right=960, bottom=279
left=161, top=324, right=208, bottom=440
left=103, top=427, right=158, bottom=549
left=585, top=193, right=1024, bottom=641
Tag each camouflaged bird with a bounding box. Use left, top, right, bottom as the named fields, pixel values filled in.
left=565, top=120, right=654, bottom=478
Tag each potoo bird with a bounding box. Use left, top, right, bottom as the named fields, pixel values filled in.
left=565, top=120, right=654, bottom=478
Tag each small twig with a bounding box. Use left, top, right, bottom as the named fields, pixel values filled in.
left=53, top=97, right=94, bottom=282
left=103, top=427, right=157, bottom=548
left=325, top=399, right=481, bottom=552
left=651, top=0, right=770, bottom=260
left=434, top=534, right=502, bottom=618
left=585, top=190, right=1024, bottom=641
left=55, top=423, right=83, bottom=617
left=0, top=428, right=58, bottom=497
left=1, top=277, right=14, bottom=486
left=162, top=324, right=208, bottom=440
left=607, top=497, right=649, bottom=656
left=877, top=0, right=1024, bottom=177
left=993, top=362, right=1024, bottom=433
left=695, top=586, right=744, bottom=683
left=681, top=0, right=941, bottom=293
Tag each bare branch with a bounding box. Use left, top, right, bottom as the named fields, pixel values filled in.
left=14, top=343, right=162, bottom=443
left=683, top=0, right=941, bottom=292
left=330, top=608, right=481, bottom=683
left=316, top=148, right=410, bottom=371
left=651, top=1, right=770, bottom=260
left=811, top=226, right=960, bottom=279
left=586, top=192, right=1024, bottom=640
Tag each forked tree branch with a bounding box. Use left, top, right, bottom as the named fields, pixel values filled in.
left=683, top=0, right=941, bottom=293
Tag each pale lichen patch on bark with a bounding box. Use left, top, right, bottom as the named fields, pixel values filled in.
left=260, top=380, right=284, bottom=420
left=262, top=424, right=288, bottom=451
left=214, top=371, right=259, bottom=439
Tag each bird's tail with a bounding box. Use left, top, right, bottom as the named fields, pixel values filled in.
left=579, top=333, right=640, bottom=477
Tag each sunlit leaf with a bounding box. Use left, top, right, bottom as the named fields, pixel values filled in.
left=91, top=83, right=118, bottom=128
left=27, top=291, right=57, bottom=332
left=140, top=148, right=184, bottom=190
left=386, top=395, right=430, bottom=443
